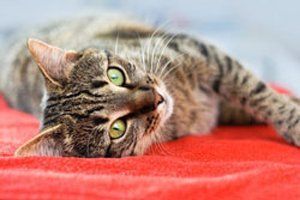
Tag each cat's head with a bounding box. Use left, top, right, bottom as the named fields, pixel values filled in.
left=15, top=39, right=174, bottom=157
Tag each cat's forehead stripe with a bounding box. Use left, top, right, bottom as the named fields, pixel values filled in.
left=48, top=90, right=104, bottom=102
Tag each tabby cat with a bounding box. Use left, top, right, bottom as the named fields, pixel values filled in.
left=1, top=16, right=300, bottom=157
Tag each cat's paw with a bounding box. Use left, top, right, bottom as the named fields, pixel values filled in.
left=280, top=120, right=300, bottom=147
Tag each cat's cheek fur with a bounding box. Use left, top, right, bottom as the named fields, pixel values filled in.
left=133, top=134, right=154, bottom=156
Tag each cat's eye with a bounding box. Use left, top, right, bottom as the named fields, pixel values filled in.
left=109, top=119, right=126, bottom=139
left=107, top=67, right=125, bottom=86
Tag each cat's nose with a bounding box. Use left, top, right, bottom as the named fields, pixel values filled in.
left=135, top=85, right=164, bottom=109
left=155, top=93, right=165, bottom=107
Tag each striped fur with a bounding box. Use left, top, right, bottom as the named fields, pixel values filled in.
left=1, top=16, right=299, bottom=157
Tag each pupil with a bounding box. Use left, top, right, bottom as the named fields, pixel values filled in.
left=113, top=127, right=119, bottom=131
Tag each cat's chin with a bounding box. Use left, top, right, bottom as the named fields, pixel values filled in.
left=155, top=86, right=174, bottom=125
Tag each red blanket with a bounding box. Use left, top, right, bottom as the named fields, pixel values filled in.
left=1, top=88, right=300, bottom=200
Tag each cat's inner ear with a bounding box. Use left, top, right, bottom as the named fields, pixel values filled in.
left=14, top=125, right=64, bottom=157
left=27, top=38, right=79, bottom=87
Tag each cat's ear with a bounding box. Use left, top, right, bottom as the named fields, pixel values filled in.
left=27, top=38, right=79, bottom=87
left=14, top=125, right=64, bottom=157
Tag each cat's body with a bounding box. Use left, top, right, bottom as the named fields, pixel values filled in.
left=1, top=16, right=300, bottom=157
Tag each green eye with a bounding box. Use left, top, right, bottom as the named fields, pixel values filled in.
left=107, top=68, right=125, bottom=86
left=109, top=119, right=126, bottom=139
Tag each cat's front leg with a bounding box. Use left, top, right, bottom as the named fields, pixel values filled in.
left=198, top=43, right=300, bottom=146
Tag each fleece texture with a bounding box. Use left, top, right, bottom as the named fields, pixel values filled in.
left=0, top=87, right=300, bottom=200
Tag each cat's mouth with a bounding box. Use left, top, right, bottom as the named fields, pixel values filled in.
left=155, top=86, right=173, bottom=123
left=140, top=89, right=171, bottom=134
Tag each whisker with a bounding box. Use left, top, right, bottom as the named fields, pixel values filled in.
left=158, top=142, right=171, bottom=156
left=161, top=61, right=183, bottom=80
left=158, top=57, right=174, bottom=78
left=160, top=53, right=185, bottom=79
left=146, top=21, right=170, bottom=73
left=151, top=142, right=161, bottom=154
left=153, top=134, right=173, bottom=156
left=137, top=34, right=147, bottom=72
left=150, top=37, right=163, bottom=75
left=147, top=32, right=157, bottom=73
left=153, top=142, right=164, bottom=155
left=155, top=33, right=178, bottom=75
left=161, top=142, right=175, bottom=156
left=152, top=32, right=171, bottom=74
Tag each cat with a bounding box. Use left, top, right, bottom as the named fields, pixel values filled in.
left=1, top=16, right=300, bottom=157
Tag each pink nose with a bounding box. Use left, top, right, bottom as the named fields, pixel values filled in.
left=155, top=93, right=164, bottom=107
left=132, top=85, right=165, bottom=112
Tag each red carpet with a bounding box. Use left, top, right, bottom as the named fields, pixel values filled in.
left=1, top=87, right=300, bottom=200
